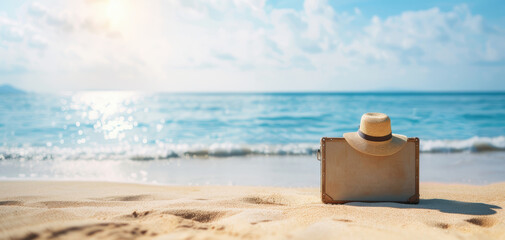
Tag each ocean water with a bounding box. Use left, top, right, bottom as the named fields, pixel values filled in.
left=1, top=92, right=505, bottom=185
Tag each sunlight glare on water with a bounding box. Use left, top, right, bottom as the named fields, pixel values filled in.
left=68, top=91, right=140, bottom=142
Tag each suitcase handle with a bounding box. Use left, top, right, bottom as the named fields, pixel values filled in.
left=316, top=149, right=321, bottom=161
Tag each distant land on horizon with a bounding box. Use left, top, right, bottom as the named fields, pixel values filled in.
left=0, top=84, right=25, bottom=94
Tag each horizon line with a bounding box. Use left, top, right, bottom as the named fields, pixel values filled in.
left=11, top=90, right=505, bottom=95
left=3, top=84, right=505, bottom=94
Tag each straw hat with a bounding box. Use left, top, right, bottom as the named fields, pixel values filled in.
left=343, top=113, right=407, bottom=156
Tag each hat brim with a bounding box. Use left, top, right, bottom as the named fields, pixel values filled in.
left=343, top=132, right=408, bottom=156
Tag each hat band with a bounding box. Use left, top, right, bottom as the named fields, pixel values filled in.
left=358, top=130, right=392, bottom=142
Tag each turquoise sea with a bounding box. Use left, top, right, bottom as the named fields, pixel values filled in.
left=1, top=92, right=505, bottom=185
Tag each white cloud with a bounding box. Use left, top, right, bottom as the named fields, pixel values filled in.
left=27, top=2, right=48, bottom=17
left=0, top=0, right=504, bottom=91
left=0, top=16, right=26, bottom=42
left=359, top=5, right=488, bottom=65
left=354, top=8, right=361, bottom=16
left=27, top=34, right=48, bottom=49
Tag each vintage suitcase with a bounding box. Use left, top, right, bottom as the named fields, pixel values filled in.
left=318, top=137, right=419, bottom=204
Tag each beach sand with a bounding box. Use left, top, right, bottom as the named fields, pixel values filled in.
left=0, top=181, right=503, bottom=239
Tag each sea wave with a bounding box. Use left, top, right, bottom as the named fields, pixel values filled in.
left=0, top=143, right=317, bottom=161
left=1, top=136, right=505, bottom=161
left=421, top=136, right=505, bottom=153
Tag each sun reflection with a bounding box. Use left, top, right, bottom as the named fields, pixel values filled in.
left=70, top=91, right=139, bottom=142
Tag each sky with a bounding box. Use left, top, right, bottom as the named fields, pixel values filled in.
left=0, top=0, right=504, bottom=92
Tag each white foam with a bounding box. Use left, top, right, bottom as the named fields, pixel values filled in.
left=0, top=143, right=319, bottom=161
left=1, top=136, right=504, bottom=161
left=421, top=136, right=505, bottom=153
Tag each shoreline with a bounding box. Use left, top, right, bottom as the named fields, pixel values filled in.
left=2, top=153, right=505, bottom=186
left=1, top=181, right=503, bottom=239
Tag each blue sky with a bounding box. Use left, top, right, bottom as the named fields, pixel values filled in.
left=0, top=0, right=504, bottom=92
left=270, top=0, right=505, bottom=19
